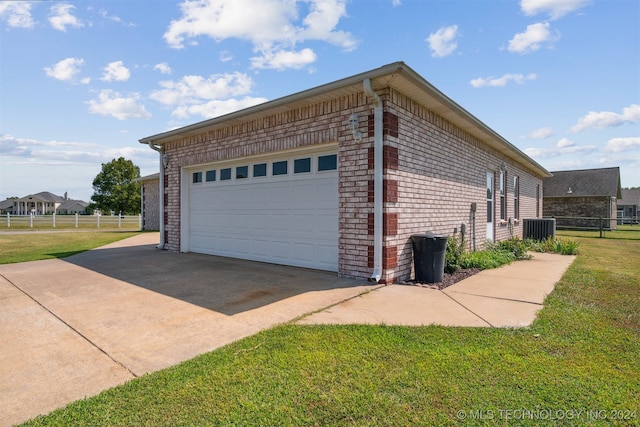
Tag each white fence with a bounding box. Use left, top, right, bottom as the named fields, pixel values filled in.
left=4, top=213, right=142, bottom=230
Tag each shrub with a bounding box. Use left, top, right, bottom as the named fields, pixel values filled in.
left=445, top=236, right=465, bottom=273
left=444, top=236, right=578, bottom=275
left=525, top=237, right=580, bottom=255
left=445, top=237, right=520, bottom=272
left=459, top=248, right=515, bottom=270
left=498, top=237, right=532, bottom=260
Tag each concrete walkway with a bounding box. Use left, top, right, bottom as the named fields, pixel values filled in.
left=299, top=252, right=575, bottom=327
left=0, top=233, right=374, bottom=427
left=0, top=233, right=575, bottom=426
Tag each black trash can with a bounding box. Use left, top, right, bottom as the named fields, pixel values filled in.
left=411, top=232, right=448, bottom=283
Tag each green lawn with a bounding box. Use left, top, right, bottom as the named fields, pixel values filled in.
left=18, top=233, right=640, bottom=426
left=0, top=231, right=141, bottom=264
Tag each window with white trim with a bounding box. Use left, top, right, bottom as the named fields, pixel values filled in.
left=294, top=158, right=311, bottom=174
left=236, top=166, right=248, bottom=179
left=253, top=163, right=267, bottom=177
left=220, top=168, right=232, bottom=181
left=318, top=154, right=337, bottom=171
left=272, top=160, right=288, bottom=176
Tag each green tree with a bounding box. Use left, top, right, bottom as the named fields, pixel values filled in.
left=90, top=157, right=141, bottom=215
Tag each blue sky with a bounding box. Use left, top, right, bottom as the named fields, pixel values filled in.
left=1, top=0, right=638, bottom=202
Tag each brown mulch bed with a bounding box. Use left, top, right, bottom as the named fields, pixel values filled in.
left=398, top=268, right=482, bottom=290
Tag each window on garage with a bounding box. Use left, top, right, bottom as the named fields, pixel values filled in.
left=294, top=158, right=311, bottom=174
left=273, top=160, right=288, bottom=176
left=220, top=168, right=232, bottom=181
left=192, top=172, right=202, bottom=183
left=206, top=170, right=216, bottom=182
left=236, top=166, right=248, bottom=179
left=253, top=163, right=267, bottom=177
left=318, top=154, right=337, bottom=171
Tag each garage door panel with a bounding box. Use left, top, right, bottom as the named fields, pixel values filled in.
left=188, top=154, right=338, bottom=271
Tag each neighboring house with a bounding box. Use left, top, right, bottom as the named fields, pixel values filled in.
left=140, top=62, right=550, bottom=284
left=57, top=199, right=89, bottom=215
left=7, top=191, right=88, bottom=215
left=543, top=167, right=622, bottom=230
left=136, top=173, right=160, bottom=231
left=618, top=188, right=640, bottom=224
left=0, top=199, right=16, bottom=214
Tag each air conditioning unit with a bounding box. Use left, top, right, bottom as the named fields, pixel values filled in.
left=523, top=218, right=556, bottom=240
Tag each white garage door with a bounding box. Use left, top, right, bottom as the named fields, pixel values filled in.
left=186, top=150, right=338, bottom=271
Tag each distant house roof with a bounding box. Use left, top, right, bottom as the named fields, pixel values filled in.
left=544, top=167, right=622, bottom=198
left=17, top=191, right=65, bottom=203
left=12, top=192, right=88, bottom=206
left=135, top=173, right=159, bottom=183
left=0, top=199, right=15, bottom=210
left=58, top=200, right=88, bottom=210
left=619, top=188, right=640, bottom=205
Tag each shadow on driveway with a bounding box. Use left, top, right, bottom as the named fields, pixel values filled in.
left=61, top=241, right=364, bottom=316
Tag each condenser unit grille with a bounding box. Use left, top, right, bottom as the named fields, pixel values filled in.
left=523, top=218, right=556, bottom=240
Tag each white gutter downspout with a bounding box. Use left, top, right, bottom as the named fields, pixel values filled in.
left=147, top=141, right=165, bottom=250
left=363, top=78, right=383, bottom=283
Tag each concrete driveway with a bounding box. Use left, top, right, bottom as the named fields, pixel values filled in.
left=0, top=233, right=375, bottom=426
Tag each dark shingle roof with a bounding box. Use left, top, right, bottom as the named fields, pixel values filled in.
left=0, top=199, right=15, bottom=210
left=619, top=188, right=640, bottom=205
left=58, top=200, right=88, bottom=210
left=543, top=167, right=622, bottom=198
left=19, top=191, right=65, bottom=203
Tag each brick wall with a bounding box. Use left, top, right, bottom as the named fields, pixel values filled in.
left=380, top=89, right=544, bottom=283
left=141, top=178, right=159, bottom=231
left=544, top=196, right=617, bottom=229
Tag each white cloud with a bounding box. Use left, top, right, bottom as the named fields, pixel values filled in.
left=556, top=137, right=575, bottom=148
left=604, top=137, right=640, bottom=153
left=0, top=133, right=100, bottom=162
left=172, top=97, right=269, bottom=119
left=49, top=3, right=84, bottom=32
left=87, top=90, right=152, bottom=120
left=426, top=25, right=458, bottom=58
left=150, top=72, right=256, bottom=105
left=298, top=0, right=355, bottom=49
left=101, top=61, right=131, bottom=82
left=524, top=138, right=596, bottom=158
left=570, top=104, right=640, bottom=132
left=524, top=127, right=554, bottom=139
left=470, top=73, right=537, bottom=88
left=98, top=8, right=135, bottom=27
left=0, top=134, right=33, bottom=157
left=149, top=72, right=268, bottom=119
left=521, top=0, right=591, bottom=20
left=44, top=57, right=87, bottom=82
left=392, top=0, right=402, bottom=6
left=508, top=22, right=558, bottom=54
left=154, top=63, right=172, bottom=74
left=0, top=133, right=154, bottom=171
left=251, top=48, right=317, bottom=70
left=163, top=0, right=355, bottom=70
left=219, top=51, right=233, bottom=62
left=0, top=2, right=35, bottom=28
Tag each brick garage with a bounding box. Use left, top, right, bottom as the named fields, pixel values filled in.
left=137, top=173, right=160, bottom=231
left=140, top=62, right=550, bottom=283
left=543, top=167, right=621, bottom=230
